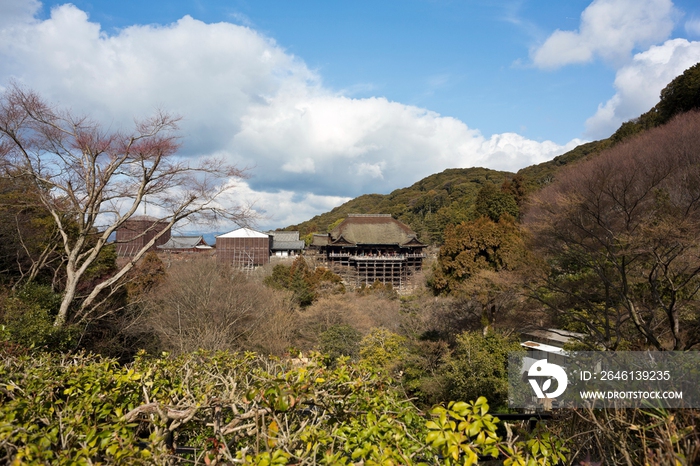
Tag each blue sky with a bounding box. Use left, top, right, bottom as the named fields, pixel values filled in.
left=2, top=0, right=700, bottom=230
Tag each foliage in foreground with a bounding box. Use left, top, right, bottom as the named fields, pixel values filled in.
left=0, top=350, right=566, bottom=465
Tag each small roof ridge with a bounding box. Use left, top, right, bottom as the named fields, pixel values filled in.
left=271, top=240, right=305, bottom=250
left=128, top=215, right=166, bottom=222
left=158, top=235, right=208, bottom=249
left=347, top=213, right=392, bottom=217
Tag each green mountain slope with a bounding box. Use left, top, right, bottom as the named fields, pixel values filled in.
left=288, top=141, right=617, bottom=244
left=287, top=167, right=511, bottom=243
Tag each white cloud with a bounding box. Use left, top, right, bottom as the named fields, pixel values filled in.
left=480, top=133, right=582, bottom=171
left=585, top=39, right=700, bottom=138
left=532, top=0, right=675, bottom=69
left=0, top=4, right=317, bottom=154
left=356, top=162, right=385, bottom=179
left=686, top=17, right=700, bottom=37
left=0, top=1, right=582, bottom=227
left=0, top=0, right=40, bottom=28
left=218, top=181, right=352, bottom=230
left=282, top=158, right=316, bottom=174
left=232, top=92, right=584, bottom=197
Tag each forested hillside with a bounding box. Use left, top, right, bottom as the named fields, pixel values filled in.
left=286, top=167, right=511, bottom=243
left=286, top=149, right=606, bottom=244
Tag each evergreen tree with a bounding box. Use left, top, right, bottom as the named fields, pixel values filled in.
left=474, top=184, right=519, bottom=222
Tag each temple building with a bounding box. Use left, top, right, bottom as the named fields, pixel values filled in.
left=313, top=214, right=426, bottom=289
left=268, top=231, right=305, bottom=257
left=115, top=215, right=170, bottom=258
left=216, top=227, right=272, bottom=268
left=157, top=235, right=212, bottom=253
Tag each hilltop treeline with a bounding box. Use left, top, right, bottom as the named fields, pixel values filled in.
left=287, top=166, right=513, bottom=244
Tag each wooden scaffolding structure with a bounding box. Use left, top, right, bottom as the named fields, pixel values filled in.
left=313, top=214, right=427, bottom=292
left=327, top=253, right=424, bottom=291
left=231, top=249, right=256, bottom=275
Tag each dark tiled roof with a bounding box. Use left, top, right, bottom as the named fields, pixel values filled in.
left=128, top=215, right=163, bottom=222
left=267, top=231, right=304, bottom=250
left=158, top=236, right=209, bottom=250
left=271, top=240, right=305, bottom=251
left=330, top=214, right=425, bottom=247
left=268, top=231, right=300, bottom=242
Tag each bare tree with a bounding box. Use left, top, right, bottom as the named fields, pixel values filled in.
left=525, top=111, right=700, bottom=350
left=0, top=85, right=251, bottom=326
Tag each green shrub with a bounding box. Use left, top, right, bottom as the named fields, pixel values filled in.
left=442, top=331, right=523, bottom=411
left=359, top=328, right=408, bottom=373
left=319, top=324, right=362, bottom=361
left=0, top=350, right=568, bottom=465
left=0, top=288, right=78, bottom=351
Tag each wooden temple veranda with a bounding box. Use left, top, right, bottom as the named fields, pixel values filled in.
left=312, top=214, right=426, bottom=290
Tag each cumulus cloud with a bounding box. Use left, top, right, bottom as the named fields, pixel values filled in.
left=687, top=17, right=700, bottom=37
left=214, top=181, right=352, bottom=230
left=232, top=92, right=583, bottom=198
left=0, top=0, right=40, bottom=28
left=357, top=162, right=385, bottom=179
left=585, top=39, right=700, bottom=138
left=0, top=4, right=318, bottom=155
left=0, top=1, right=581, bottom=228
left=531, top=0, right=675, bottom=69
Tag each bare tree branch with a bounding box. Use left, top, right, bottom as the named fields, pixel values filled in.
left=0, top=84, right=254, bottom=326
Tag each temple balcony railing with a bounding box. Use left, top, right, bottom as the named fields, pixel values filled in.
left=327, top=252, right=426, bottom=261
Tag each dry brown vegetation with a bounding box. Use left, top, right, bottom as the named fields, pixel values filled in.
left=136, top=253, right=520, bottom=361
left=138, top=256, right=441, bottom=357
left=142, top=257, right=294, bottom=355
left=525, top=110, right=700, bottom=350
left=293, top=294, right=404, bottom=349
